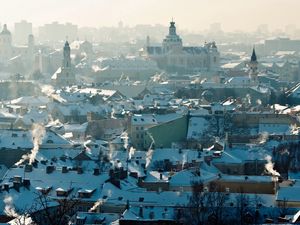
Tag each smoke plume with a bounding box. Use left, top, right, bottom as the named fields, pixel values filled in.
left=4, top=195, right=19, bottom=218
left=29, top=123, right=46, bottom=164
left=145, top=132, right=155, bottom=168
left=265, top=155, right=280, bottom=176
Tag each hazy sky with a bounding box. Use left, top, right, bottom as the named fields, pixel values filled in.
left=1, top=0, right=299, bottom=32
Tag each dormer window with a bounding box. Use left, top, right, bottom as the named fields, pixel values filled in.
left=56, top=187, right=73, bottom=197
left=36, top=186, right=52, bottom=195
left=78, top=189, right=95, bottom=198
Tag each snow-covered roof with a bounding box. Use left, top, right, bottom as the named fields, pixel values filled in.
left=131, top=114, right=157, bottom=126
left=187, top=117, right=209, bottom=140
left=9, top=96, right=50, bottom=107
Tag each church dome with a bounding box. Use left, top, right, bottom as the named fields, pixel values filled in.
left=0, top=24, right=11, bottom=35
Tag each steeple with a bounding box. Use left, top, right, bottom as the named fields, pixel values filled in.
left=249, top=47, right=258, bottom=81
left=63, top=41, right=71, bottom=68
left=0, top=24, right=11, bottom=35
left=169, top=20, right=177, bottom=36
left=251, top=47, right=257, bottom=62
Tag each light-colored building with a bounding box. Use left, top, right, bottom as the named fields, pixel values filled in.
left=146, top=21, right=220, bottom=73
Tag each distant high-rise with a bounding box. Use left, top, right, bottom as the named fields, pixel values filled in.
left=14, top=20, right=32, bottom=45
left=38, top=22, right=78, bottom=42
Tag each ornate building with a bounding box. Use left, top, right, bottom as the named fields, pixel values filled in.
left=51, top=41, right=76, bottom=86
left=146, top=21, right=220, bottom=73
left=0, top=24, right=13, bottom=62
left=0, top=24, right=35, bottom=71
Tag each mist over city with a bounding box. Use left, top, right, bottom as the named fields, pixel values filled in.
left=0, top=1, right=300, bottom=225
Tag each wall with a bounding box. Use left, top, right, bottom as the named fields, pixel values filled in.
left=144, top=115, right=188, bottom=149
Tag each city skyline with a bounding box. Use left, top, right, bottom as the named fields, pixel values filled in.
left=0, top=0, right=299, bottom=32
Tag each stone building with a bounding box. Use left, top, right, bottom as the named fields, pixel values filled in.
left=145, top=21, right=220, bottom=74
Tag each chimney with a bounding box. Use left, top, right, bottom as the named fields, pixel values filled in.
left=62, top=166, right=68, bottom=173
left=137, top=177, right=143, bottom=187
left=109, top=169, right=114, bottom=178
left=139, top=206, right=143, bottom=218
left=23, top=178, right=30, bottom=187
left=24, top=164, right=33, bottom=172
left=46, top=165, right=55, bottom=174
left=77, top=167, right=83, bottom=174
left=32, top=160, right=38, bottom=168
left=93, top=168, right=100, bottom=176
left=4, top=183, right=9, bottom=192
left=13, top=181, right=20, bottom=192
left=13, top=176, right=22, bottom=183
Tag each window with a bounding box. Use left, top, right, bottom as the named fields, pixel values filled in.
left=136, top=134, right=139, bottom=139
left=136, top=127, right=139, bottom=130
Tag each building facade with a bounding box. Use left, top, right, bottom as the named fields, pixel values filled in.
left=146, top=21, right=220, bottom=74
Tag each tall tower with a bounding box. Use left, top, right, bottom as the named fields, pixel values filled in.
left=162, top=20, right=182, bottom=53
left=0, top=24, right=12, bottom=62
left=26, top=34, right=35, bottom=68
left=249, top=47, right=258, bottom=81
left=51, top=41, right=75, bottom=86
left=63, top=41, right=71, bottom=68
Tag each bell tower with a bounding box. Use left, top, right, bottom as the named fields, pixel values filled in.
left=249, top=47, right=258, bottom=81
left=63, top=41, right=71, bottom=68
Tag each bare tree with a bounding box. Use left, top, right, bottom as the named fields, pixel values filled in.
left=183, top=181, right=229, bottom=225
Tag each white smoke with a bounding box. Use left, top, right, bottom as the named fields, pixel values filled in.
left=256, top=99, right=262, bottom=105
left=15, top=154, right=29, bottom=166
left=182, top=152, right=187, bottom=170
left=289, top=124, right=298, bottom=135
left=4, top=195, right=19, bottom=218
left=258, top=132, right=269, bottom=144
left=246, top=94, right=251, bottom=105
left=111, top=108, right=115, bottom=119
left=265, top=155, right=280, bottom=176
left=40, top=84, right=55, bottom=96
left=29, top=124, right=46, bottom=164
left=89, top=200, right=102, bottom=213
left=83, top=140, right=92, bottom=154
left=145, top=132, right=155, bottom=168
left=128, top=147, right=135, bottom=160
left=123, top=131, right=128, bottom=150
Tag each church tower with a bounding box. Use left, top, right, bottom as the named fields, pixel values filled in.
left=51, top=41, right=75, bottom=86
left=162, top=20, right=182, bottom=53
left=63, top=41, right=71, bottom=68
left=249, top=47, right=258, bottom=81
left=0, top=24, right=12, bottom=62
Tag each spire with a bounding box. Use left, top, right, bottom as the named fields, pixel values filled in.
left=251, top=47, right=257, bottom=62
left=169, top=20, right=176, bottom=35
left=63, top=40, right=71, bottom=68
